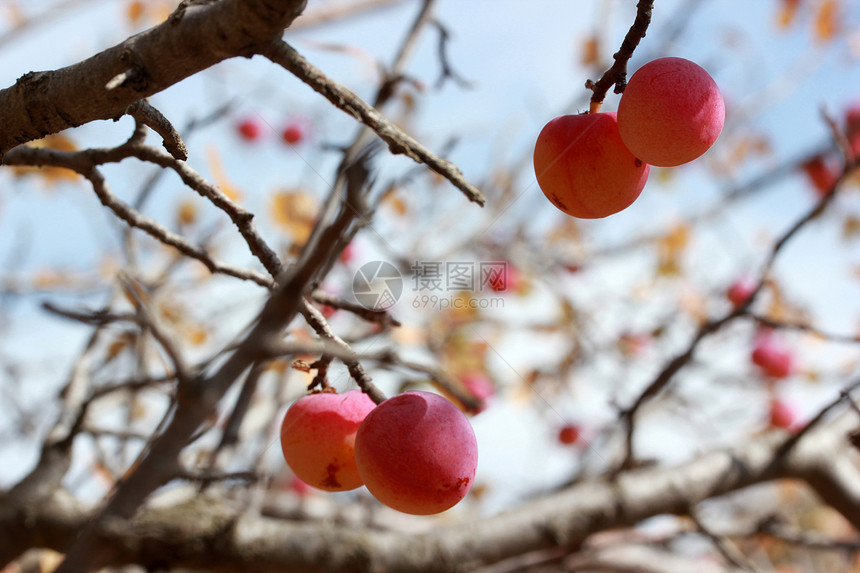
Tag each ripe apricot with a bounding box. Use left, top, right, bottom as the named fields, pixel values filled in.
left=279, top=390, right=376, bottom=491
left=534, top=112, right=650, bottom=218
left=751, top=336, right=794, bottom=379
left=617, top=57, right=724, bottom=167
left=355, top=391, right=478, bottom=515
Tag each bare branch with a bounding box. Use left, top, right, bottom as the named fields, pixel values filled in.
left=261, top=40, right=486, bottom=206
left=50, top=146, right=379, bottom=573
left=619, top=160, right=858, bottom=469
left=124, top=99, right=187, bottom=161
left=0, top=0, right=308, bottom=155
left=585, top=0, right=654, bottom=112
left=5, top=413, right=857, bottom=572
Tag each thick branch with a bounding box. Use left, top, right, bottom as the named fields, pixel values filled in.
left=0, top=0, right=307, bottom=155
left=5, top=414, right=857, bottom=573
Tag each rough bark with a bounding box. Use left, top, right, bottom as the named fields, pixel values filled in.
left=2, top=414, right=857, bottom=572
left=0, top=0, right=307, bottom=155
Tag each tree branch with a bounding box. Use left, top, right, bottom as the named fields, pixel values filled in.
left=261, top=39, right=486, bottom=205
left=0, top=0, right=307, bottom=155
left=585, top=0, right=654, bottom=113
left=5, top=413, right=857, bottom=572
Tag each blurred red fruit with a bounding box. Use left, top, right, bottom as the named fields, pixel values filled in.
left=339, top=242, right=354, bottom=264
left=801, top=156, right=838, bottom=197
left=321, top=305, right=337, bottom=319
left=558, top=424, right=580, bottom=445
left=461, top=374, right=495, bottom=414
left=845, top=105, right=860, bottom=135
left=727, top=277, right=756, bottom=308
left=769, top=399, right=795, bottom=429
left=288, top=476, right=314, bottom=497
left=237, top=117, right=263, bottom=141
left=618, top=332, right=650, bottom=357
left=751, top=336, right=794, bottom=379
left=282, top=121, right=307, bottom=145
left=488, top=263, right=520, bottom=293
left=846, top=107, right=860, bottom=157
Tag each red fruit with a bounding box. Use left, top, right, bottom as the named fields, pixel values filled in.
left=557, top=424, right=580, bottom=445
left=846, top=107, right=860, bottom=158
left=618, top=332, right=650, bottom=357
left=802, top=156, right=838, bottom=197
left=237, top=117, right=263, bottom=141
left=339, top=242, right=355, bottom=264
left=321, top=305, right=337, bottom=319
left=279, top=390, right=376, bottom=492
left=282, top=121, right=307, bottom=145
left=751, top=337, right=794, bottom=379
left=461, top=374, right=495, bottom=414
left=769, top=399, right=795, bottom=429
left=488, top=263, right=520, bottom=293
left=534, top=112, right=650, bottom=219
left=845, top=105, right=860, bottom=136
left=727, top=277, right=756, bottom=308
left=850, top=133, right=860, bottom=159
left=354, top=391, right=478, bottom=515
left=288, top=476, right=314, bottom=497
left=617, top=57, right=725, bottom=167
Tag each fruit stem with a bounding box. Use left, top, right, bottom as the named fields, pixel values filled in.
left=585, top=0, right=653, bottom=108
left=589, top=101, right=603, bottom=114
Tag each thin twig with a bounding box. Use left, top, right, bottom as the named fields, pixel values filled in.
left=618, top=159, right=858, bottom=470
left=585, top=0, right=654, bottom=113
left=124, top=100, right=188, bottom=161
left=261, top=39, right=485, bottom=206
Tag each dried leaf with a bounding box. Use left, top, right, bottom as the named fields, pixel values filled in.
left=776, top=0, right=802, bottom=29
left=177, top=199, right=198, bottom=226
left=548, top=216, right=582, bottom=245
left=655, top=256, right=681, bottom=278
left=126, top=0, right=145, bottom=22
left=843, top=215, right=860, bottom=240
left=12, top=134, right=80, bottom=184
left=3, top=1, right=26, bottom=28
left=106, top=331, right=135, bottom=362
left=130, top=398, right=147, bottom=421
left=184, top=325, right=208, bottom=346
left=581, top=35, right=600, bottom=66
left=206, top=146, right=243, bottom=201
left=657, top=223, right=691, bottom=258
left=292, top=359, right=311, bottom=372
left=814, top=0, right=839, bottom=42
left=679, top=288, right=708, bottom=325
left=270, top=190, right=318, bottom=245
left=380, top=184, right=408, bottom=216
left=33, top=269, right=64, bottom=289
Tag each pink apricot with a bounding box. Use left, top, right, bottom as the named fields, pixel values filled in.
left=617, top=57, right=725, bottom=167
left=558, top=424, right=581, bottom=445
left=727, top=277, right=756, bottom=308
left=534, top=112, right=650, bottom=219
left=355, top=391, right=478, bottom=515
left=279, top=390, right=376, bottom=492
left=769, top=399, right=795, bottom=429
left=751, top=337, right=794, bottom=379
